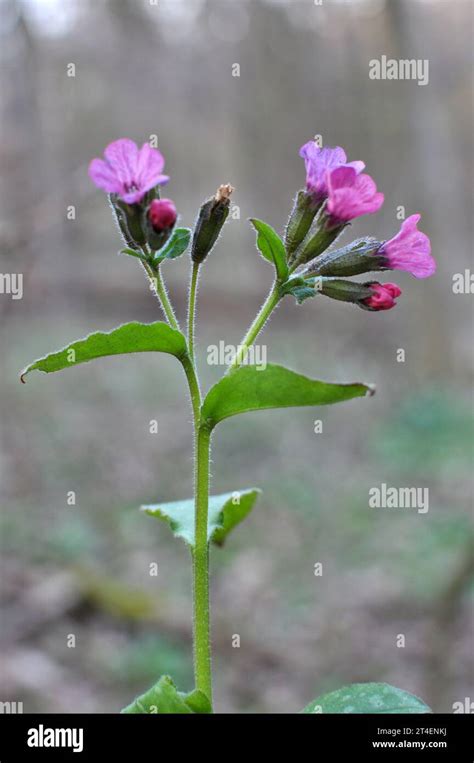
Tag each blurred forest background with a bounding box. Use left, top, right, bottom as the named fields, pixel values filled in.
left=1, top=0, right=473, bottom=713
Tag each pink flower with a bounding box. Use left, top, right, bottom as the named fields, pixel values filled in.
left=326, top=165, right=384, bottom=227
left=148, top=198, right=177, bottom=232
left=88, top=139, right=169, bottom=204
left=362, top=282, right=401, bottom=311
left=379, top=214, right=435, bottom=279
left=299, top=141, right=365, bottom=202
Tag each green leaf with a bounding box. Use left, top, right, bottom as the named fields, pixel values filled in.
left=181, top=689, right=212, bottom=714
left=302, top=683, right=432, bottom=714
left=20, top=321, right=187, bottom=381
left=201, top=363, right=374, bottom=429
left=153, top=227, right=191, bottom=262
left=142, top=488, right=262, bottom=548
left=250, top=218, right=288, bottom=281
left=122, top=675, right=193, bottom=714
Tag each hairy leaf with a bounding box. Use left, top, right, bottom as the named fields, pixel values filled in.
left=201, top=363, right=373, bottom=429
left=142, top=488, right=262, bottom=548
left=250, top=218, right=288, bottom=281
left=302, top=683, right=432, bottom=714
left=20, top=321, right=187, bottom=381
left=153, top=227, right=191, bottom=262
left=121, top=675, right=211, bottom=714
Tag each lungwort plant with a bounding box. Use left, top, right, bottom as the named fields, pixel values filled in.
left=21, top=137, right=436, bottom=714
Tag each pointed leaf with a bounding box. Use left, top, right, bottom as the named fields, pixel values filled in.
left=20, top=321, right=187, bottom=381
left=121, top=675, right=192, bottom=714
left=302, top=683, right=432, bottom=714
left=153, top=227, right=191, bottom=262
left=142, top=488, right=262, bottom=548
left=201, top=363, right=374, bottom=429
left=250, top=218, right=288, bottom=281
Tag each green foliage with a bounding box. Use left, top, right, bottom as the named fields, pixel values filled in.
left=20, top=321, right=187, bottom=381
left=121, top=675, right=211, bottom=714
left=142, top=489, right=262, bottom=548
left=153, top=227, right=192, bottom=263
left=201, top=363, right=373, bottom=429
left=250, top=218, right=288, bottom=281
left=302, top=683, right=432, bottom=714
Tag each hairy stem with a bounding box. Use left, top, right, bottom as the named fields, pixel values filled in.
left=193, top=424, right=212, bottom=702
left=187, top=261, right=200, bottom=363
left=181, top=354, right=212, bottom=704
left=142, top=260, right=180, bottom=331
left=228, top=281, right=281, bottom=371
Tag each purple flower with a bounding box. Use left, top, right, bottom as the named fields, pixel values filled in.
left=299, top=141, right=365, bottom=202
left=326, top=165, right=384, bottom=227
left=88, top=139, right=169, bottom=204
left=378, top=214, right=435, bottom=279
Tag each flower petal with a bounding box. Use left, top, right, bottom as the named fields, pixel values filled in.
left=135, top=143, right=169, bottom=193
left=104, top=138, right=139, bottom=187
left=88, top=158, right=123, bottom=194
left=383, top=214, right=435, bottom=278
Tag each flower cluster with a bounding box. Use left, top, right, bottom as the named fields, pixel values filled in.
left=89, top=137, right=435, bottom=314
left=89, top=138, right=177, bottom=251
left=285, top=140, right=435, bottom=310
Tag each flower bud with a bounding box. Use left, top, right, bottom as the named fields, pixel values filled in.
left=315, top=277, right=401, bottom=311
left=285, top=190, right=321, bottom=260
left=191, top=184, right=233, bottom=264
left=144, top=198, right=177, bottom=251
left=360, top=282, right=401, bottom=311
left=148, top=199, right=177, bottom=231
left=305, top=237, right=382, bottom=277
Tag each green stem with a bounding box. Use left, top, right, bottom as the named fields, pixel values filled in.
left=228, top=281, right=281, bottom=371
left=187, top=261, right=200, bottom=363
left=193, top=424, right=212, bottom=702
left=181, top=353, right=201, bottom=425
left=181, top=354, right=212, bottom=703
left=143, top=260, right=180, bottom=331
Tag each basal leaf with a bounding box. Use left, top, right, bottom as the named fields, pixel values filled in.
left=121, top=675, right=192, bottom=714
left=250, top=218, right=288, bottom=281
left=20, top=321, right=187, bottom=381
left=142, top=488, right=262, bottom=548
left=201, top=363, right=373, bottom=429
left=153, top=227, right=191, bottom=262
left=302, top=683, right=432, bottom=714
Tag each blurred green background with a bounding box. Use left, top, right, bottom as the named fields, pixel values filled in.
left=1, top=0, right=472, bottom=713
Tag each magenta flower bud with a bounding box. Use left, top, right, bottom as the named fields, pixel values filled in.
left=361, top=282, right=401, bottom=311
left=89, top=138, right=169, bottom=204
left=314, top=277, right=400, bottom=312
left=378, top=214, right=435, bottom=279
left=326, top=166, right=384, bottom=227
left=299, top=141, right=365, bottom=203
left=148, top=199, right=177, bottom=232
